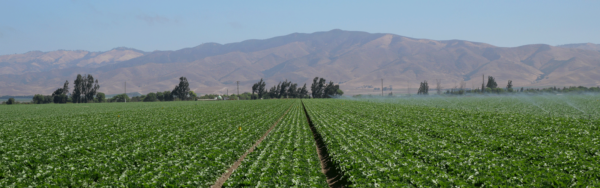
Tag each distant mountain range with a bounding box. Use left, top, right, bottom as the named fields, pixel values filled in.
left=1, top=30, right=599, bottom=96
left=557, top=43, right=600, bottom=52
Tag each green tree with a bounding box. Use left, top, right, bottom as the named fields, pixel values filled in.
left=278, top=80, right=290, bottom=98
left=288, top=83, right=298, bottom=98
left=156, top=92, right=164, bottom=101
left=240, top=92, right=252, bottom=100
left=143, top=93, right=156, bottom=102
left=275, top=83, right=281, bottom=98
left=131, top=95, right=144, bottom=102
left=323, top=81, right=337, bottom=98
left=84, top=74, right=100, bottom=103
left=418, top=80, right=429, bottom=95
left=268, top=85, right=278, bottom=99
left=144, top=93, right=158, bottom=102
left=51, top=80, right=69, bottom=103
left=53, top=94, right=68, bottom=103
left=44, top=95, right=53, bottom=103
left=299, top=83, right=309, bottom=98
left=188, top=91, right=197, bottom=100
left=71, top=74, right=99, bottom=103
left=486, top=76, right=498, bottom=89
left=55, top=94, right=68, bottom=103
left=318, top=78, right=326, bottom=98
left=493, top=88, right=503, bottom=94
left=172, top=77, right=190, bottom=100
left=6, top=98, right=15, bottom=105
left=61, top=80, right=69, bottom=95
left=33, top=94, right=44, bottom=104
left=96, top=92, right=106, bottom=103
left=72, top=74, right=84, bottom=103
left=252, top=83, right=258, bottom=99
left=250, top=78, right=267, bottom=99
left=163, top=91, right=173, bottom=101
left=257, top=79, right=266, bottom=99
left=32, top=94, right=53, bottom=104
left=311, top=77, right=319, bottom=98
left=261, top=94, right=270, bottom=99
left=310, top=77, right=341, bottom=98
left=111, top=94, right=129, bottom=102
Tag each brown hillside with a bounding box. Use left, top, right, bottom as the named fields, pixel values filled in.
left=1, top=30, right=599, bottom=96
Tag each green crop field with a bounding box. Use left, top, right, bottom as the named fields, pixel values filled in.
left=303, top=96, right=600, bottom=187
left=355, top=95, right=600, bottom=119
left=225, top=101, right=328, bottom=187
left=1, top=95, right=599, bottom=187
left=0, top=101, right=292, bottom=186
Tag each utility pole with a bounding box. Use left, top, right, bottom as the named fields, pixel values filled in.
left=124, top=81, right=126, bottom=103
left=407, top=80, right=410, bottom=96
left=237, top=81, right=239, bottom=100
left=481, top=74, right=485, bottom=92
left=381, top=79, right=383, bottom=96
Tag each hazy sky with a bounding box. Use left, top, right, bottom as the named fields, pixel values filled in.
left=1, top=0, right=599, bottom=55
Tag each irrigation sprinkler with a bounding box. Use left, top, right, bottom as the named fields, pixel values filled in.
left=381, top=79, right=384, bottom=97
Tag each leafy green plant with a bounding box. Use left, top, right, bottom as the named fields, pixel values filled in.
left=0, top=100, right=294, bottom=186
left=225, top=101, right=327, bottom=187
left=303, top=99, right=599, bottom=187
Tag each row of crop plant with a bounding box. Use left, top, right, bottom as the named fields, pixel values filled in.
left=302, top=99, right=599, bottom=187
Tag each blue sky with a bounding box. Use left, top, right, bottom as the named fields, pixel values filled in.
left=1, top=0, right=599, bottom=55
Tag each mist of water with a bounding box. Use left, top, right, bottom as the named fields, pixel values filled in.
left=339, top=92, right=600, bottom=119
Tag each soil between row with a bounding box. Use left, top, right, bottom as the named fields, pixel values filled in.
left=212, top=101, right=351, bottom=187
left=211, top=104, right=293, bottom=188
left=302, top=100, right=351, bottom=188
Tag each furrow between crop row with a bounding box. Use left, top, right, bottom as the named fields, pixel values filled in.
left=302, top=100, right=351, bottom=188
left=224, top=100, right=328, bottom=187
left=211, top=102, right=295, bottom=187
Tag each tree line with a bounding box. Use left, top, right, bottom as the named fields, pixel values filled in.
left=198, top=92, right=254, bottom=100
left=4, top=76, right=347, bottom=104
left=413, top=75, right=600, bottom=95
left=310, top=77, right=343, bottom=98
left=4, top=76, right=195, bottom=105
left=126, top=77, right=196, bottom=102
left=249, top=77, right=343, bottom=99
left=31, top=74, right=102, bottom=104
